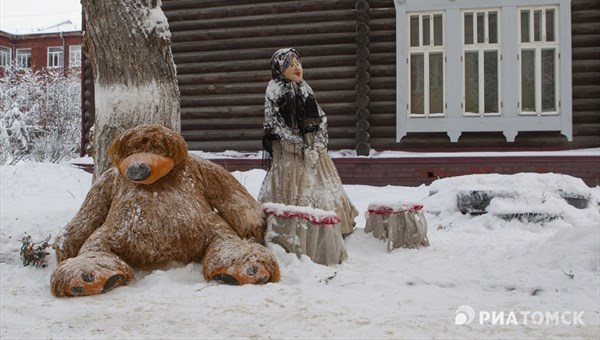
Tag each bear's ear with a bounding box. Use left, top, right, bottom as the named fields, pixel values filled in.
left=166, top=131, right=189, bottom=166
left=108, top=134, right=125, bottom=167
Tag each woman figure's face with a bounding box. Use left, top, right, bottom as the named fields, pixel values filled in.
left=283, top=57, right=303, bottom=82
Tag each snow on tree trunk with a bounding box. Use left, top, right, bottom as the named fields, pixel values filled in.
left=82, top=0, right=180, bottom=180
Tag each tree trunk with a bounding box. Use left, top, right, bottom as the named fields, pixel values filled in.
left=82, top=0, right=180, bottom=180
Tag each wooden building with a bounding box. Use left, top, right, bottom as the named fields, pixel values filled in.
left=83, top=0, right=599, bottom=186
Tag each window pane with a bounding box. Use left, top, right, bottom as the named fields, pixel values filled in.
left=534, top=10, right=542, bottom=42
left=423, top=16, right=431, bottom=46
left=488, top=11, right=498, bottom=44
left=433, top=14, right=443, bottom=46
left=521, top=50, right=536, bottom=112
left=542, top=49, right=556, bottom=112
left=521, top=10, right=530, bottom=43
left=546, top=9, right=555, bottom=42
left=477, top=12, right=485, bottom=43
left=410, top=16, right=420, bottom=47
left=411, top=53, right=425, bottom=114
left=0, top=47, right=10, bottom=67
left=464, top=13, right=473, bottom=44
left=16, top=50, right=31, bottom=68
left=484, top=51, right=499, bottom=113
left=465, top=51, right=479, bottom=113
left=429, top=52, right=444, bottom=114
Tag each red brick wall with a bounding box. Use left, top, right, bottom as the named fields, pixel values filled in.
left=0, top=31, right=82, bottom=71
left=209, top=156, right=600, bottom=187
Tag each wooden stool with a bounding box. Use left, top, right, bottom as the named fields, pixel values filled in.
left=262, top=203, right=347, bottom=266
left=365, top=202, right=430, bottom=251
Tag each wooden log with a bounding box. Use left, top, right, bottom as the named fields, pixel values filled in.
left=573, top=98, right=600, bottom=111
left=369, top=89, right=396, bottom=102
left=571, top=46, right=600, bottom=60
left=169, top=11, right=356, bottom=32
left=573, top=111, right=600, bottom=123
left=573, top=85, right=600, bottom=99
left=572, top=0, right=600, bottom=10
left=368, top=77, right=396, bottom=90
left=179, top=83, right=267, bottom=96
left=572, top=59, right=600, bottom=72
left=355, top=83, right=370, bottom=94
left=186, top=140, right=262, bottom=152
left=356, top=142, right=371, bottom=156
left=356, top=108, right=370, bottom=120
left=182, top=117, right=264, bottom=129
left=181, top=91, right=361, bottom=107
left=172, top=32, right=357, bottom=53
left=172, top=21, right=356, bottom=43
left=571, top=34, right=600, bottom=48
left=174, top=44, right=357, bottom=64
left=165, top=0, right=356, bottom=22
left=355, top=94, right=370, bottom=108
left=572, top=22, right=600, bottom=35
left=176, top=55, right=358, bottom=75
left=356, top=120, right=371, bottom=131
left=177, top=66, right=356, bottom=84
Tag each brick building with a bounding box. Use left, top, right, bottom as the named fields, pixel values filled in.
left=0, top=29, right=82, bottom=72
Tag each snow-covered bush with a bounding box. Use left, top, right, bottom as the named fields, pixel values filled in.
left=0, top=65, right=81, bottom=164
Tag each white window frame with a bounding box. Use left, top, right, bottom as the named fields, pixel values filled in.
left=518, top=6, right=560, bottom=116
left=47, top=46, right=64, bottom=68
left=69, top=45, right=82, bottom=68
left=461, top=9, right=502, bottom=117
left=0, top=46, right=11, bottom=68
left=16, top=48, right=32, bottom=69
left=395, top=0, right=572, bottom=143
left=407, top=11, right=446, bottom=118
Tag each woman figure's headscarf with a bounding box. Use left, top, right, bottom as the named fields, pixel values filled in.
left=264, top=48, right=321, bottom=144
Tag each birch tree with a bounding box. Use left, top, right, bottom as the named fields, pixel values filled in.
left=82, top=0, right=180, bottom=180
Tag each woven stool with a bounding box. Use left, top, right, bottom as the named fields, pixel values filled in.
left=262, top=203, right=347, bottom=266
left=365, top=202, right=430, bottom=251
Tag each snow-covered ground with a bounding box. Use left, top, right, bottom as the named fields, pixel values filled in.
left=1, top=160, right=598, bottom=339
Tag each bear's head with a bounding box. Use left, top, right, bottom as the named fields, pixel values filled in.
left=108, top=124, right=188, bottom=185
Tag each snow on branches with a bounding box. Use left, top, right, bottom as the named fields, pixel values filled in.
left=0, top=65, right=81, bottom=164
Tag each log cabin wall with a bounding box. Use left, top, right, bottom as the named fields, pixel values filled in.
left=571, top=0, right=600, bottom=148
left=163, top=0, right=361, bottom=152
left=159, top=0, right=599, bottom=152
left=78, top=0, right=598, bottom=185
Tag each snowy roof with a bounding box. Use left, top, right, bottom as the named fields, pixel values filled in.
left=0, top=0, right=82, bottom=35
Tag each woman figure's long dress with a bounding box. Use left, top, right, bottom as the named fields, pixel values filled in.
left=258, top=48, right=358, bottom=236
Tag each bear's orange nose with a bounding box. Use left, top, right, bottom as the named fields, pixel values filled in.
left=119, top=153, right=174, bottom=185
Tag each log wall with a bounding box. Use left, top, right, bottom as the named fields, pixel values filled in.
left=163, top=0, right=360, bottom=151
left=94, top=0, right=597, bottom=152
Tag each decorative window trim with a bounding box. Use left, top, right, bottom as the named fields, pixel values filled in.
left=395, top=0, right=572, bottom=142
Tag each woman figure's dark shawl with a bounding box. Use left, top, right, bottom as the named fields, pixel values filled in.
left=262, top=48, right=328, bottom=157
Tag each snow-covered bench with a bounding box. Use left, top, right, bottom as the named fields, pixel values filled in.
left=365, top=202, right=430, bottom=251
left=262, top=203, right=347, bottom=266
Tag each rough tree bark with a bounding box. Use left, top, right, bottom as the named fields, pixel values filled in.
left=82, top=0, right=180, bottom=180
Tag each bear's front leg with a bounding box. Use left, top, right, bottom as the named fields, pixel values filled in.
left=50, top=251, right=134, bottom=297
left=203, top=234, right=280, bottom=285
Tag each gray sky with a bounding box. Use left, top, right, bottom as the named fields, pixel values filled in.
left=0, top=0, right=82, bottom=34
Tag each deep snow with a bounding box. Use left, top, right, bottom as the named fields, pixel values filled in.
left=1, top=160, right=599, bottom=339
